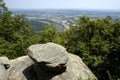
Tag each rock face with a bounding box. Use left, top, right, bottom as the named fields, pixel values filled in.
left=0, top=65, right=7, bottom=80
left=0, top=57, right=9, bottom=80
left=0, top=43, right=97, bottom=80
left=28, top=43, right=69, bottom=73
left=8, top=56, right=34, bottom=80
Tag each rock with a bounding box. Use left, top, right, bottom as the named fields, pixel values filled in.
left=28, top=43, right=69, bottom=72
left=0, top=57, right=9, bottom=80
left=0, top=56, right=9, bottom=64
left=27, top=43, right=97, bottom=80
left=8, top=56, right=34, bottom=80
left=0, top=65, right=8, bottom=80
left=1, top=43, right=97, bottom=80
left=64, top=53, right=96, bottom=80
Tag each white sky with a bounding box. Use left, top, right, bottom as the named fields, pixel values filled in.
left=4, top=0, right=120, bottom=10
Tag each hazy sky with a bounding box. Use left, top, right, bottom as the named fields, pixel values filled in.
left=4, top=0, right=120, bottom=10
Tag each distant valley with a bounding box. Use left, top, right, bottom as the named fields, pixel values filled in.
left=11, top=9, right=120, bottom=31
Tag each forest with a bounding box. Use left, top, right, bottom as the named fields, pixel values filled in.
left=0, top=1, right=120, bottom=80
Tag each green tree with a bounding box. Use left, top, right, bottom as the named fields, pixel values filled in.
left=40, top=24, right=67, bottom=45
left=66, top=16, right=120, bottom=80
left=0, top=0, right=41, bottom=58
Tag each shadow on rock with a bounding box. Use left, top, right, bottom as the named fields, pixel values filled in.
left=23, top=62, right=66, bottom=80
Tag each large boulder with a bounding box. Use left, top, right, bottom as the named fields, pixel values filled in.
left=1, top=43, right=97, bottom=80
left=27, top=43, right=97, bottom=80
left=0, top=65, right=7, bottom=80
left=28, top=43, right=69, bottom=72
left=8, top=56, right=34, bottom=80
left=0, top=56, right=9, bottom=64
left=0, top=57, right=9, bottom=80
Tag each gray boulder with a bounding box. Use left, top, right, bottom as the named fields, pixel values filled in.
left=0, top=57, right=9, bottom=80
left=8, top=56, right=34, bottom=80
left=1, top=43, right=97, bottom=80
left=0, top=56, right=9, bottom=64
left=28, top=43, right=69, bottom=72
left=27, top=43, right=97, bottom=80
left=0, top=65, right=7, bottom=80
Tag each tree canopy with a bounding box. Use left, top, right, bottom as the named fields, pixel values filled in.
left=0, top=1, right=41, bottom=58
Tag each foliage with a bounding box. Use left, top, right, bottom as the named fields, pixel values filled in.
left=29, top=20, right=46, bottom=32
left=39, top=16, right=120, bottom=80
left=0, top=1, right=41, bottom=58
left=64, top=16, right=120, bottom=80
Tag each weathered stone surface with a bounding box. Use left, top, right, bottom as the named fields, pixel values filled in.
left=0, top=65, right=7, bottom=80
left=8, top=56, right=34, bottom=80
left=28, top=43, right=69, bottom=72
left=0, top=43, right=97, bottom=80
left=64, top=53, right=96, bottom=80
left=0, top=56, right=9, bottom=64
left=0, top=57, right=9, bottom=80
left=27, top=43, right=97, bottom=80
left=31, top=53, right=97, bottom=80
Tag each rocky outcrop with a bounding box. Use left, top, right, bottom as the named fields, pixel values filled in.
left=0, top=57, right=9, bottom=80
left=28, top=43, right=69, bottom=73
left=0, top=43, right=97, bottom=80
left=8, top=56, right=34, bottom=80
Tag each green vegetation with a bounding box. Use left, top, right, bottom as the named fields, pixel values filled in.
left=0, top=1, right=41, bottom=58
left=0, top=1, right=120, bottom=80
left=41, top=16, right=120, bottom=80
left=29, top=20, right=46, bottom=32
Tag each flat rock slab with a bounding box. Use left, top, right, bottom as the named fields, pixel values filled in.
left=28, top=43, right=69, bottom=71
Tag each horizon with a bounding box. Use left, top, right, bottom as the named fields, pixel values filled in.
left=9, top=8, right=120, bottom=12
left=4, top=0, right=120, bottom=10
